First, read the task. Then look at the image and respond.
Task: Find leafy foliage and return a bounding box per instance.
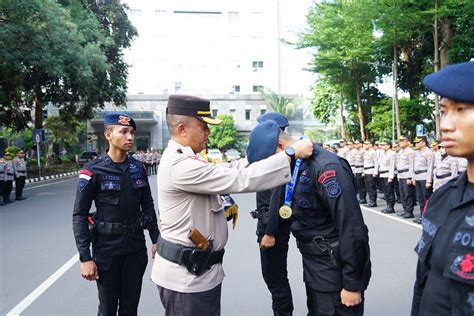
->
[260,87,296,116]
[0,0,136,130]
[208,115,239,151]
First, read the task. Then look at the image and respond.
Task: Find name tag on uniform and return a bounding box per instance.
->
[101,181,121,191]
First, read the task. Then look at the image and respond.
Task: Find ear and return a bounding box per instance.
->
[176,122,186,137]
[104,129,112,141]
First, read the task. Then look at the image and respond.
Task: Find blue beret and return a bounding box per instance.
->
[247,120,280,164]
[103,112,136,130]
[257,112,289,129]
[423,61,474,103]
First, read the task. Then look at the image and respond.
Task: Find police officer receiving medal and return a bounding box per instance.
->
[151,95,313,316]
[72,112,159,315]
[247,121,371,316]
[411,61,474,315]
[250,112,295,316]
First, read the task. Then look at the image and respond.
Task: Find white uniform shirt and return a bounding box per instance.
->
[151,140,291,293]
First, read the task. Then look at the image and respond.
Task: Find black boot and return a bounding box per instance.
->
[402,212,414,219]
[359,199,367,204]
[382,206,395,214]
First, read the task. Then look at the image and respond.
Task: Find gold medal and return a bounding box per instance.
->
[279,205,292,219]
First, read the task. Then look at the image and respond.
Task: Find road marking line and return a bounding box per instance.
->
[6,254,79,316]
[24,178,76,191]
[360,205,422,230]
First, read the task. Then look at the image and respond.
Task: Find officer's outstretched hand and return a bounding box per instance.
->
[291,139,314,159]
[80,260,99,281]
[151,243,157,259]
[260,234,275,249]
[340,289,362,307]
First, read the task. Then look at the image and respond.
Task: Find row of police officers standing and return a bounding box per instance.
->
[337,136,466,224]
[0,149,27,205]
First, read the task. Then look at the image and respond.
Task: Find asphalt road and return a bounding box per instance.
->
[0,175,422,315]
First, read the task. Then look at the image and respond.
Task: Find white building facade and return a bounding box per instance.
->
[90,0,316,151]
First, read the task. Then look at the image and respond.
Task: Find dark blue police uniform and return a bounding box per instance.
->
[251,115,294,316]
[290,145,371,316]
[411,61,474,315]
[72,112,159,316]
[412,174,474,315]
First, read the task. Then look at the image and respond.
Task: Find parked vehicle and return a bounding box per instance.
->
[225,149,240,162]
[207,149,223,163]
[78,151,99,166]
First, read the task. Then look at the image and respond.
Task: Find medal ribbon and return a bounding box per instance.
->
[283,158,303,207]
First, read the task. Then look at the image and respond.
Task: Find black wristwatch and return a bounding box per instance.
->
[285,146,296,163]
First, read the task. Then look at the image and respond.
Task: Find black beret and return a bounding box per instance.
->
[103,112,136,130]
[423,61,474,103]
[167,94,221,125]
[257,112,289,130]
[247,121,280,164]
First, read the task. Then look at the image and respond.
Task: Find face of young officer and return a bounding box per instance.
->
[399,140,408,149]
[440,97,474,160]
[105,125,134,152]
[182,118,210,154]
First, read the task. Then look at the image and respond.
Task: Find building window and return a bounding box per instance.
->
[128,9,142,17]
[245,109,251,121]
[228,11,239,22]
[252,61,264,69]
[212,109,218,117]
[252,85,263,93]
[232,85,240,93]
[260,109,266,115]
[230,108,236,119]
[155,10,167,16]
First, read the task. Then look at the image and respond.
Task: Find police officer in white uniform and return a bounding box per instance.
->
[151,95,313,316]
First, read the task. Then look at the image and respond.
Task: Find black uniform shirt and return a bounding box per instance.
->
[412,173,474,316]
[72,154,159,263]
[290,145,371,292]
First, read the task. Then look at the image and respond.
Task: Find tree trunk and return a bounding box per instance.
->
[433,0,440,139]
[34,91,43,129]
[355,80,366,141]
[440,20,452,68]
[393,43,401,139]
[339,78,346,139]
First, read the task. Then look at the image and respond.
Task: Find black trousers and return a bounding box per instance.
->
[3,180,13,202]
[364,174,377,203]
[96,250,148,316]
[355,174,366,201]
[15,176,26,199]
[393,176,401,201]
[415,180,433,217]
[157,283,221,316]
[399,179,415,215]
[258,220,293,316]
[305,285,364,316]
[380,177,394,208]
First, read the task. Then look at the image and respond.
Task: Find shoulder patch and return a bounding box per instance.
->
[318,170,336,184]
[79,169,93,181]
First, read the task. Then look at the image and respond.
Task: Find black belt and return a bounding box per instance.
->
[157,235,224,276]
[95,221,143,236]
[7,173,13,176]
[379,170,389,174]
[398,169,408,173]
[364,167,374,170]
[436,173,452,179]
[354,165,363,168]
[414,170,427,175]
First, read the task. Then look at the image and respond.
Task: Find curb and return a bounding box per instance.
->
[26,171,78,184]
[12,172,79,188]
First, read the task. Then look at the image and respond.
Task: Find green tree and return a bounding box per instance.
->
[298,1,378,140]
[43,115,83,154]
[260,87,296,116]
[0,0,136,131]
[208,115,238,151]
